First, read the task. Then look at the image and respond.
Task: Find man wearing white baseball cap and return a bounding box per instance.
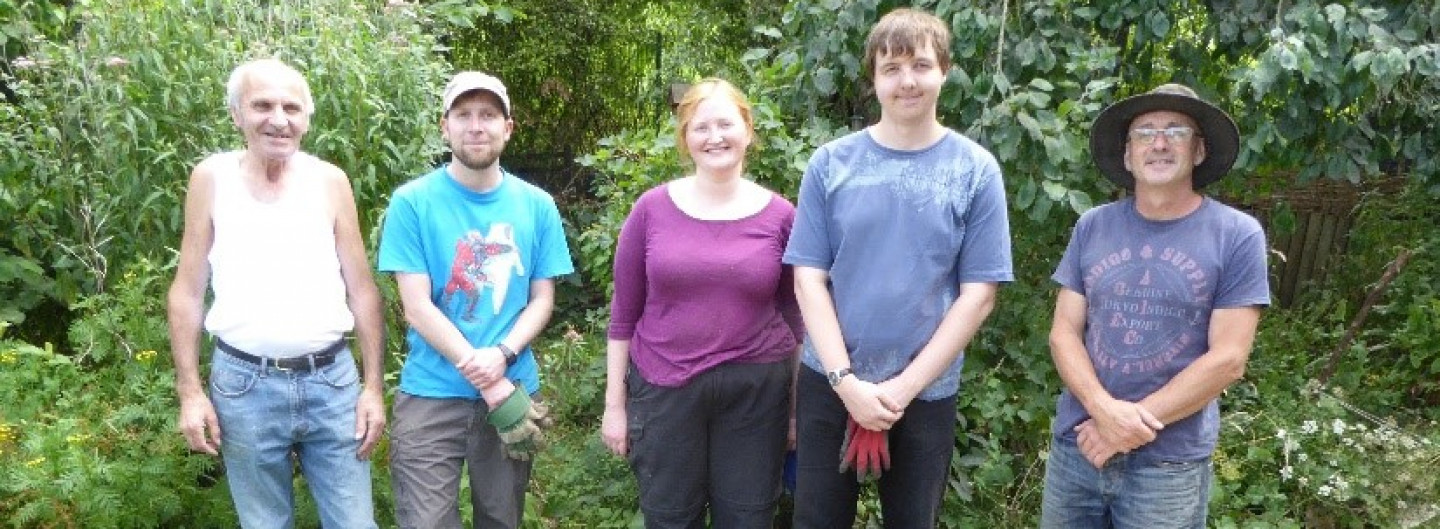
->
[378,71,574,528]
[1041,83,1271,528]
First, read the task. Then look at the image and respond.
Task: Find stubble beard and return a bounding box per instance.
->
[453,144,503,172]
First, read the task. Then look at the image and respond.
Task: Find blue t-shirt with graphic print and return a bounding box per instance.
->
[783,129,1014,401]
[1051,196,1269,462]
[378,165,574,399]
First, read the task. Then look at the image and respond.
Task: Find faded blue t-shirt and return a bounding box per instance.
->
[378,166,574,399]
[1051,197,1270,462]
[783,129,1014,401]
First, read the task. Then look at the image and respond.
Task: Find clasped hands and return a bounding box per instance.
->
[1074,399,1164,468]
[835,377,916,481]
[455,346,508,389]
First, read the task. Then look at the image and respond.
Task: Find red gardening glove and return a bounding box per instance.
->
[838,416,891,482]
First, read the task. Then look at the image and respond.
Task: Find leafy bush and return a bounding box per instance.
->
[0,0,458,316]
[0,257,235,527]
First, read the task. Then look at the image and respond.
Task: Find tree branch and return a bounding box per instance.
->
[1316,247,1413,386]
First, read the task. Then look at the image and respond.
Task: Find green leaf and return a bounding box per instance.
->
[1028,78,1054,92]
[1042,180,1067,200]
[1015,176,1037,210]
[1147,11,1170,38]
[1066,190,1094,214]
[1017,112,1042,139]
[992,72,1011,94]
[1324,4,1346,26]
[813,66,836,96]
[1278,46,1298,70]
[741,47,770,64]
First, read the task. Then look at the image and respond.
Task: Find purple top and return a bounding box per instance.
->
[608,184,804,387]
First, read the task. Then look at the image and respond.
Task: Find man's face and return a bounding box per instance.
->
[442,90,513,172]
[1123,110,1206,190]
[872,43,946,124]
[231,73,310,162]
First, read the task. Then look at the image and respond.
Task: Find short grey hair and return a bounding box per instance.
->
[225,58,315,115]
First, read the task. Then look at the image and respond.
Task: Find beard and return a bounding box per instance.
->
[451,142,503,171]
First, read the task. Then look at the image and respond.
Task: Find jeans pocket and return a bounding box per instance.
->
[211,359,260,398]
[315,354,359,388]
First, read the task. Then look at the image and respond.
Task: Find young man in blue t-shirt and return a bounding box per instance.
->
[1040,84,1270,528]
[782,9,1014,528]
[378,72,574,529]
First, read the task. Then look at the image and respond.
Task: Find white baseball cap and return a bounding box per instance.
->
[442,71,510,117]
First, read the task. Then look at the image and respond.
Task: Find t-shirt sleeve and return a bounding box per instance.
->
[377,191,426,274]
[1052,211,1091,294]
[956,161,1015,283]
[530,194,575,280]
[607,192,652,340]
[782,148,833,270]
[1214,217,1271,308]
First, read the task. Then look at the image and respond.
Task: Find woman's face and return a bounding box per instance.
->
[683,96,752,175]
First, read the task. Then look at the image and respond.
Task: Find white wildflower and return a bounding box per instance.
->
[1332,419,1346,435]
[1301,420,1319,434]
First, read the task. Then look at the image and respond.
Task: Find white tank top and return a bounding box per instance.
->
[203,152,354,357]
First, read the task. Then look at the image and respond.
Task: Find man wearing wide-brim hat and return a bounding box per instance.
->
[1040,83,1272,528]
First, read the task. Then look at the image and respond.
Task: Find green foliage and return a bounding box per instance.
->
[0,0,456,320]
[0,248,53,326]
[529,427,641,528]
[0,258,235,527]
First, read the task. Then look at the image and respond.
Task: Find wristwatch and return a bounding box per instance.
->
[497,343,519,366]
[826,367,853,387]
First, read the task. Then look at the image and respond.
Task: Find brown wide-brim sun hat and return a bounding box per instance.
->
[1090,83,1240,190]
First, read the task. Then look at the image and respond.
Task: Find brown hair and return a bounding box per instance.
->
[863,8,952,79]
[674,78,755,162]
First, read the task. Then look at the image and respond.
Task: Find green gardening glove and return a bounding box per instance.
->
[486,389,550,461]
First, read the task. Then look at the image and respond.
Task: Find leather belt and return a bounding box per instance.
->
[215,338,346,372]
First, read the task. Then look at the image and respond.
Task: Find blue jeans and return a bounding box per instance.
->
[210,347,377,529]
[1041,438,1211,529]
[792,369,957,529]
[626,361,791,529]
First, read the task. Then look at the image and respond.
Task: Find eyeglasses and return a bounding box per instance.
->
[1128,126,1196,145]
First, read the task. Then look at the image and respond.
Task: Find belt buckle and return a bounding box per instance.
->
[271,358,296,372]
